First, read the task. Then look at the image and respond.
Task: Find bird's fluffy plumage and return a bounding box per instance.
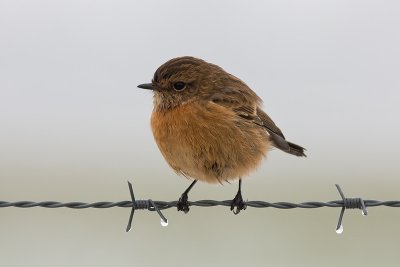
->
[148,56,305,183]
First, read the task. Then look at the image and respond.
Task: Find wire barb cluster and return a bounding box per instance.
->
[1,181,399,234]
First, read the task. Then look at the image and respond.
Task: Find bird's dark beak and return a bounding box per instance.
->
[137,83,154,90]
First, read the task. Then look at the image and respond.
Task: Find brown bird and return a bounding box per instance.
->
[138,56,306,214]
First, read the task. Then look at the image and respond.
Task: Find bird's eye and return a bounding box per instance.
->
[173,81,186,91]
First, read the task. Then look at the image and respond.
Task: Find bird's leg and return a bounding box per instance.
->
[177,180,198,213]
[230,179,247,214]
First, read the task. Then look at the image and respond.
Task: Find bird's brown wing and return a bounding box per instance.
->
[256,107,291,151]
[208,89,306,157]
[208,88,263,126]
[207,87,282,135]
[256,108,306,157]
[255,107,285,138]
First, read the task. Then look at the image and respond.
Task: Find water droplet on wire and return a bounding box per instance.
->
[161,218,169,227]
[335,224,343,234]
[362,210,367,216]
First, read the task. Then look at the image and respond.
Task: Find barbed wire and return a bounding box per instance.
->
[1,182,399,234]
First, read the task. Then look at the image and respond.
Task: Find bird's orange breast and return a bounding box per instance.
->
[151,101,270,183]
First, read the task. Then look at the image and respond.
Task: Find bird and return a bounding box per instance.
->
[137,56,306,214]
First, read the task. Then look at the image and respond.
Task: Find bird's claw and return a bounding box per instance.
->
[177,193,190,213]
[230,191,247,215]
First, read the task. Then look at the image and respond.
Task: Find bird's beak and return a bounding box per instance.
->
[137,83,154,90]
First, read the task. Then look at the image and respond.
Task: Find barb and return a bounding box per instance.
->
[125,181,168,232]
[0,182,399,234]
[334,184,368,234]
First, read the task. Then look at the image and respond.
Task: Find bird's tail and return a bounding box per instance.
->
[286,141,307,157]
[268,131,307,157]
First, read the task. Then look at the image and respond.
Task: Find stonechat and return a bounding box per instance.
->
[138,56,306,214]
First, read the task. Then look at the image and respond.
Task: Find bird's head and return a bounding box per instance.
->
[138,56,231,111]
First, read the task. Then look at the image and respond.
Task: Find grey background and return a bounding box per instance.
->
[1,0,399,266]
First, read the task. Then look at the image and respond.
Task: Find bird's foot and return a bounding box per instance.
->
[177,193,190,213]
[230,191,247,215]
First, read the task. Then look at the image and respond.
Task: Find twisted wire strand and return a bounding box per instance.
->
[1,199,399,209]
[1,182,399,233]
